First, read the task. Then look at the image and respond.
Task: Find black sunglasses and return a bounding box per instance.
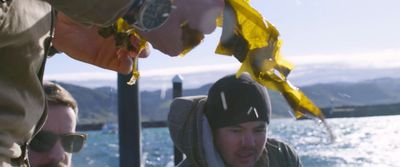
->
[29,131,87,153]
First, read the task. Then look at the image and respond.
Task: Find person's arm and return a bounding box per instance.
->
[52,12,146,74]
[47,0,224,67]
[42,0,135,27]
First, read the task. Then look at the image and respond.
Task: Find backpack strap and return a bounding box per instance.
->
[37,8,56,83]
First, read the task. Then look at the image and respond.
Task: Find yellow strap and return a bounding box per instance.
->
[115,19,147,84]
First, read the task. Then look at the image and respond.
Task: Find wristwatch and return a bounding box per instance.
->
[123,0,172,32]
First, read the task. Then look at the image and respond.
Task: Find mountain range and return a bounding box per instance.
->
[55,77,400,124]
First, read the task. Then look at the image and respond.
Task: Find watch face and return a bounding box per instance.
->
[139,0,172,31]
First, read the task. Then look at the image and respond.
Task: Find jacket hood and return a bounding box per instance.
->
[168,96,271,167]
[168,96,209,167]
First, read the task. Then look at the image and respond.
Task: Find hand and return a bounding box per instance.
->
[140,0,224,56]
[52,12,148,74]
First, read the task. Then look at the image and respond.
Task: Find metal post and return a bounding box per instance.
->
[173,75,183,98]
[118,73,141,167]
[172,75,184,165]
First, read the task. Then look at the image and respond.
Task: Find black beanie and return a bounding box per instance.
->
[205,73,271,129]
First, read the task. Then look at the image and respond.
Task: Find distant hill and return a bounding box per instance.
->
[55,77,400,124]
[56,82,118,124]
[301,77,400,107]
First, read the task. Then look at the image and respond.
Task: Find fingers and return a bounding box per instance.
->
[128,35,150,58]
[138,44,150,58]
[93,38,132,74]
[110,36,148,74]
[118,44,149,59]
[117,48,134,58]
[115,48,134,74]
[116,54,133,74]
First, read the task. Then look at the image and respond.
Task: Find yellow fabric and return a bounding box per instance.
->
[127,57,140,85]
[115,18,148,52]
[115,19,147,85]
[215,0,323,119]
[178,21,205,57]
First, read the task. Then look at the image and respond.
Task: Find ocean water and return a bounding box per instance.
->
[73,115,400,167]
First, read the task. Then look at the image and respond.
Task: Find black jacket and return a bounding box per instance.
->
[263,138,303,167]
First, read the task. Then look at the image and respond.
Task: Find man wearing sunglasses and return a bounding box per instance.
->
[28,82,87,167]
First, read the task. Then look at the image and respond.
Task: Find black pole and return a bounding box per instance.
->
[172,75,184,165]
[118,73,141,167]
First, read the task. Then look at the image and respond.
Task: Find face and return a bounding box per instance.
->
[214,121,267,167]
[29,104,77,167]
[141,0,224,56]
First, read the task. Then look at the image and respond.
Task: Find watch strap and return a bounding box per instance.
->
[123,0,144,25]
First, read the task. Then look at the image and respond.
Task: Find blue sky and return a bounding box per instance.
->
[44,0,400,89]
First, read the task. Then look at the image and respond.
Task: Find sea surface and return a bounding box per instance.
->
[73,115,400,167]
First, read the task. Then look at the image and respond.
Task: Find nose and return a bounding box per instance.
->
[48,141,67,163]
[241,133,256,147]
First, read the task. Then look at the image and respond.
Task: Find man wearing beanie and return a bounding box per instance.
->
[168,73,302,167]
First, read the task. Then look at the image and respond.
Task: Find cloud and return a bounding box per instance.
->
[44,63,241,89]
[44,49,400,89]
[44,63,240,81]
[288,49,400,70]
[141,63,240,77]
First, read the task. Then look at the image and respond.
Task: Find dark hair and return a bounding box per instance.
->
[43,81,78,114]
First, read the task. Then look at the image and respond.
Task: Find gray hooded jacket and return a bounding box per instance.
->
[0,0,132,165]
